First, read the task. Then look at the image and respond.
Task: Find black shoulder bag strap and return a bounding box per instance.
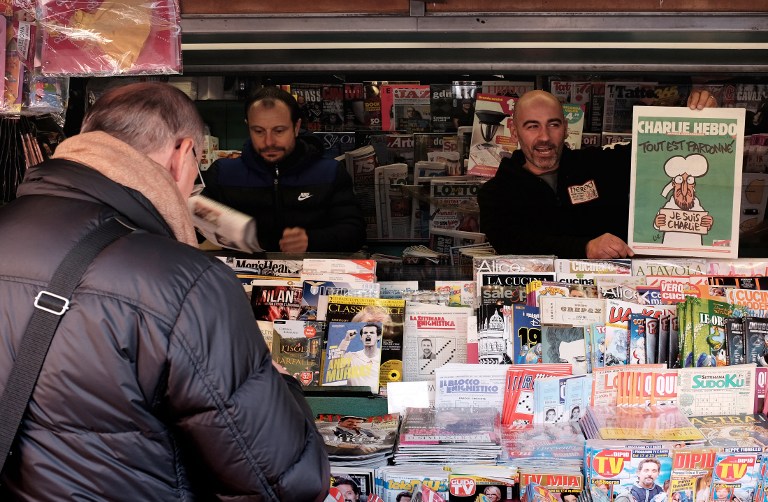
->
[0,217,133,474]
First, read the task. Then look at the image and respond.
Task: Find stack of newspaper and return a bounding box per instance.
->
[499,422,585,463]
[580,404,705,443]
[393,407,502,465]
[315,413,400,468]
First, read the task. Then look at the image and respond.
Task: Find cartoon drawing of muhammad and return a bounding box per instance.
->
[653,154,714,246]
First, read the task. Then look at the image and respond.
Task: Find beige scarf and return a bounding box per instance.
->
[52,131,198,247]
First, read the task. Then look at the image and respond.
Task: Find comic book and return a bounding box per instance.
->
[659,314,672,365]
[324,295,406,394]
[271,319,325,387]
[744,317,768,367]
[628,314,649,364]
[724,317,746,365]
[512,304,542,365]
[689,298,743,368]
[540,325,588,375]
[668,311,681,369]
[586,323,607,370]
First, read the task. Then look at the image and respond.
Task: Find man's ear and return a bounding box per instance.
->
[509,122,520,147]
[294,118,302,136]
[169,138,194,183]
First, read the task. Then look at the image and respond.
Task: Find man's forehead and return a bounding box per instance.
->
[517,95,563,116]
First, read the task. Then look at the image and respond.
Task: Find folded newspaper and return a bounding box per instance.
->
[188,195,263,253]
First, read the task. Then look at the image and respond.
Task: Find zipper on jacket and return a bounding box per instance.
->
[273,166,284,227]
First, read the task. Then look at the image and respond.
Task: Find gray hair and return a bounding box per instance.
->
[81,82,205,155]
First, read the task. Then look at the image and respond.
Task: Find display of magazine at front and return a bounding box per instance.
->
[4,10,768,497]
[213,255,768,502]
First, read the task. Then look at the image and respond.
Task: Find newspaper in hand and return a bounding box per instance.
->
[188,194,263,253]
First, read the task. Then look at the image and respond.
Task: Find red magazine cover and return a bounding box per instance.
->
[39,0,182,76]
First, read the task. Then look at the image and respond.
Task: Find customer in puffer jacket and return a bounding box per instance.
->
[0,82,329,501]
[202,86,366,253]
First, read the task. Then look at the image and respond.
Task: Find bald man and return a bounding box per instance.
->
[478,89,717,258]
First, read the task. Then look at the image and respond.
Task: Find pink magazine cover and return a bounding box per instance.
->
[39,0,182,76]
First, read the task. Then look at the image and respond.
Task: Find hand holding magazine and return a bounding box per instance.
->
[188,195,263,253]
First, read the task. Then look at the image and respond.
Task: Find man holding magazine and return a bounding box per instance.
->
[478,89,718,259]
[0,82,329,501]
[202,86,366,253]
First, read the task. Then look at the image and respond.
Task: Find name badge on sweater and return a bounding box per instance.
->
[568,180,599,204]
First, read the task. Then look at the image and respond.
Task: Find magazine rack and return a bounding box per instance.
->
[304,387,388,417]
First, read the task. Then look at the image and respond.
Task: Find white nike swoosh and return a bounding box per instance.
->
[298,194,313,201]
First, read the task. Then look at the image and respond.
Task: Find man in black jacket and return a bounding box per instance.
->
[202,86,366,253]
[478,89,718,258]
[0,82,329,500]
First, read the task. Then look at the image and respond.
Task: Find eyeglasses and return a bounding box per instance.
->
[190,146,206,197]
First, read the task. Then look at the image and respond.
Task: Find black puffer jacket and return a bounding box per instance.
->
[202,134,366,252]
[0,160,329,500]
[478,144,632,258]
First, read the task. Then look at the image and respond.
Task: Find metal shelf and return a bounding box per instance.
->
[180,12,768,75]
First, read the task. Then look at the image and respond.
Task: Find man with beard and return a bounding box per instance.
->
[653,153,713,246]
[629,458,665,502]
[202,86,366,252]
[478,89,717,258]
